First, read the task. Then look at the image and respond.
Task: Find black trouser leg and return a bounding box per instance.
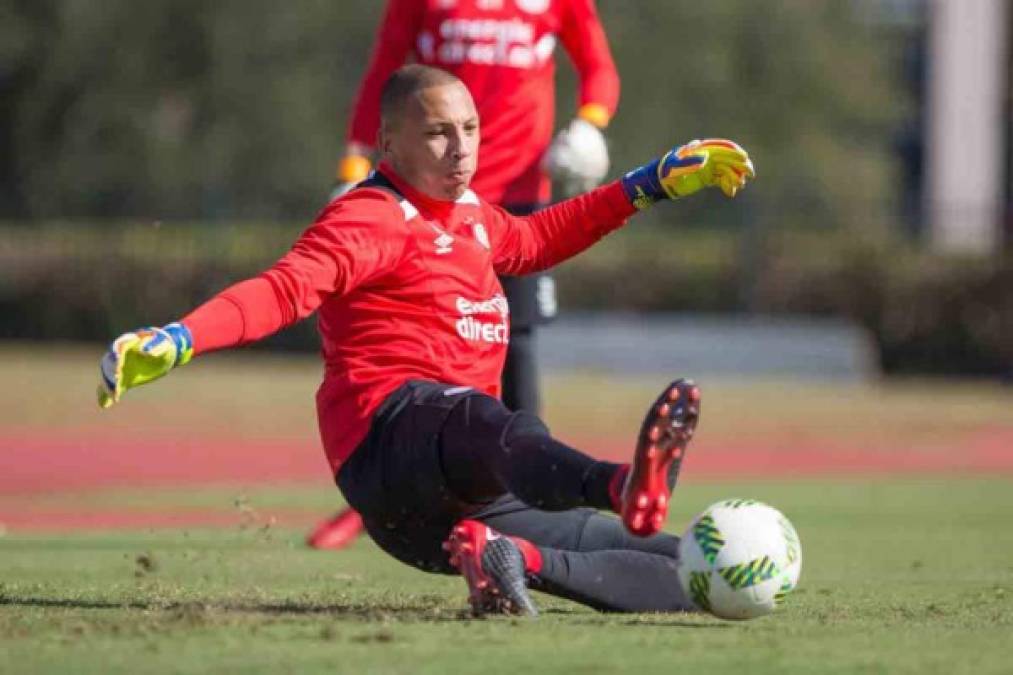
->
[532,547,692,612]
[438,394,620,512]
[498,265,551,416]
[475,496,678,556]
[501,326,540,414]
[474,496,694,613]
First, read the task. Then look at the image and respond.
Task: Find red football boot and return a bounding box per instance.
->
[443,520,540,617]
[619,379,701,537]
[306,508,365,550]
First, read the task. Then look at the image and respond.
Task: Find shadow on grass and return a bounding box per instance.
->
[1,594,726,627]
[540,607,731,629]
[0,594,471,622]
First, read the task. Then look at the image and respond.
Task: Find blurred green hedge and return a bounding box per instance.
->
[1,222,1008,375]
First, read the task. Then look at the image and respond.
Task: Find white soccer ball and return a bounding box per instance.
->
[677,499,802,620]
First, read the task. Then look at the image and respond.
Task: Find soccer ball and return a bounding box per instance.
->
[677,499,802,620]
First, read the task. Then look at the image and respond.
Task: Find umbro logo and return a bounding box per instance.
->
[425,221,455,254]
[434,232,454,255]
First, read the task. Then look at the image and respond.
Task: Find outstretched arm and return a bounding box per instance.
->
[333,0,424,196]
[490,138,755,276]
[97,191,406,408]
[559,0,620,126]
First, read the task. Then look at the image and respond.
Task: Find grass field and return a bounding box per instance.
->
[1,346,1012,674]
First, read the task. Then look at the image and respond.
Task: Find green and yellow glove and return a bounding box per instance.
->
[622,139,755,209]
[97,322,193,409]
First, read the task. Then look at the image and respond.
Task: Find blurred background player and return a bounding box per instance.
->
[308,0,620,549]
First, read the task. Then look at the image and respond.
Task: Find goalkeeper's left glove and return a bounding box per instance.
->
[621,139,755,210]
[97,322,193,409]
[543,104,611,196]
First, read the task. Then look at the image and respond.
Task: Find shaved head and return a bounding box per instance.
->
[380,65,463,131]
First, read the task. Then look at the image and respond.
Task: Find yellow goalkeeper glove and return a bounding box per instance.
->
[621,139,755,210]
[97,322,193,409]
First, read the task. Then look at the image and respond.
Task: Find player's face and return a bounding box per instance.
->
[382,82,479,200]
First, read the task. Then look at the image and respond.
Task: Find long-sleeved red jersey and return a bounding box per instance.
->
[182,165,635,472]
[347,0,619,206]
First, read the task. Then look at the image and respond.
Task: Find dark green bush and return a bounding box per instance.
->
[1,222,1008,375]
[750,233,1010,375]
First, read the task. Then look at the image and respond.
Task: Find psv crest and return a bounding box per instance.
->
[472,221,490,249]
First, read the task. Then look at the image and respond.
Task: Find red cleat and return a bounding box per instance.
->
[306,508,365,550]
[443,520,538,617]
[620,379,701,537]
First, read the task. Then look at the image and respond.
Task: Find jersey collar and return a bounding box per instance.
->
[378,162,478,219]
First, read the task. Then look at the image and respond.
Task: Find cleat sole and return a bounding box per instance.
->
[444,521,537,617]
[620,379,701,537]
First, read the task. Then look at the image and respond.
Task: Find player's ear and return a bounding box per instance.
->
[377,124,392,156]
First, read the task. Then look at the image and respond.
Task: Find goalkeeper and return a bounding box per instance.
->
[99,66,754,616]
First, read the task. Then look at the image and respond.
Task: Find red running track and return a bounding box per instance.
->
[1,428,1010,531]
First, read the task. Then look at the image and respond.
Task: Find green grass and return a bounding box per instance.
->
[1,346,1012,673]
[2,479,1012,674]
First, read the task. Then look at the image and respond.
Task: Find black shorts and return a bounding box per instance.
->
[336,380,483,572]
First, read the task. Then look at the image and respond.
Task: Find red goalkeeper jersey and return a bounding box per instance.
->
[182,165,635,472]
[347,0,619,206]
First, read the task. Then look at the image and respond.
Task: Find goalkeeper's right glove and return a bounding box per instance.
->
[330,147,373,201]
[97,322,193,409]
[621,139,755,210]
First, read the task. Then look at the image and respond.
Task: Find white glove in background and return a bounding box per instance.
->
[543,118,610,196]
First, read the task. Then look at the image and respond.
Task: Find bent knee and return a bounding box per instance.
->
[500,410,550,452]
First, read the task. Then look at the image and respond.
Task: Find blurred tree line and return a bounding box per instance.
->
[10,1,1004,376]
[1,0,910,232]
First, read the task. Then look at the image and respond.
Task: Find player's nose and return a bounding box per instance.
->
[449,128,473,159]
